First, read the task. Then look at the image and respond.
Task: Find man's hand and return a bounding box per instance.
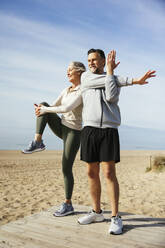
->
[133,70,156,85]
[106,50,120,75]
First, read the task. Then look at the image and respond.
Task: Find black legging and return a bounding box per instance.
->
[36,102,81,200]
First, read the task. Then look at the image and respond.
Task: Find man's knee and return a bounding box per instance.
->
[87,170,95,179]
[87,168,99,179]
[104,170,116,180]
[87,162,99,179]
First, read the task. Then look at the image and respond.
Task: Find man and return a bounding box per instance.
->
[78,49,156,234]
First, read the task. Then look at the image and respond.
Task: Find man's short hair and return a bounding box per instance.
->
[87,48,105,59]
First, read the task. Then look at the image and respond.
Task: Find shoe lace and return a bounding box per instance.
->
[88,209,100,216]
[89,210,94,215]
[28,141,35,149]
[59,203,67,211]
[112,216,120,225]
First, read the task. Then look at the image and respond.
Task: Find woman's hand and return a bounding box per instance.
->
[34,104,43,117]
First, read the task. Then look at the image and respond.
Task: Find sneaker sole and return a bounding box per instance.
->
[53,210,74,217]
[109,228,123,235]
[22,147,46,154]
[78,217,105,225]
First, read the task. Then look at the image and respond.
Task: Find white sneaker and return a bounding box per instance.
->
[109,215,123,235]
[78,210,104,225]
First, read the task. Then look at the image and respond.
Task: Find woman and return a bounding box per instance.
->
[22,61,86,216]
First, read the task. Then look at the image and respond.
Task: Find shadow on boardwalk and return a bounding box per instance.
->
[75,209,165,234]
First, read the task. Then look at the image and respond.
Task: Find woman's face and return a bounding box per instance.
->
[67,65,81,84]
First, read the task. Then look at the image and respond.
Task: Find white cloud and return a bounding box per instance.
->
[0,13,88,96]
[0,12,93,53]
[135,0,165,34]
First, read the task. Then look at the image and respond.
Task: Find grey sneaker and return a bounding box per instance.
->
[53,203,74,217]
[22,140,45,154]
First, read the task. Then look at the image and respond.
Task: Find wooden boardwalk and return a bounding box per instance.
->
[0,205,165,248]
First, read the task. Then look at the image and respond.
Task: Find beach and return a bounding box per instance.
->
[0,150,165,226]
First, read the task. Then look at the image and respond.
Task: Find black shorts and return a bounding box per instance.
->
[80,126,120,163]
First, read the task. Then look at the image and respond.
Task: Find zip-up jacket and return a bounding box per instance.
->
[81,71,133,129]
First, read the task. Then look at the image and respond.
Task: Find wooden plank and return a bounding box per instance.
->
[0,205,165,248]
[1,208,164,248]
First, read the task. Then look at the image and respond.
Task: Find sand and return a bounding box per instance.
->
[0,150,165,226]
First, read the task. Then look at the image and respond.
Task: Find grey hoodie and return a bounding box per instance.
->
[81,71,133,129]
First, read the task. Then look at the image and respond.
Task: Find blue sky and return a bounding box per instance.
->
[0,0,165,149]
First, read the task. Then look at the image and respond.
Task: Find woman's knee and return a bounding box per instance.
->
[62,162,73,176]
[40,102,49,107]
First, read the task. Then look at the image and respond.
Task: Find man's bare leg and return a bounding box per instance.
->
[87,162,101,213]
[101,161,119,216]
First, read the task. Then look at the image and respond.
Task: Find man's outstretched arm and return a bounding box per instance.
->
[106,50,156,87]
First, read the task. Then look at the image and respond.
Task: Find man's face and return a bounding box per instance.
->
[88,52,105,74]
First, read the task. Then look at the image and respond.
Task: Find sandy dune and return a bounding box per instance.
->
[0,150,165,226]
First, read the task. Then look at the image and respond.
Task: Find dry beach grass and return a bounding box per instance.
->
[0,150,165,226]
